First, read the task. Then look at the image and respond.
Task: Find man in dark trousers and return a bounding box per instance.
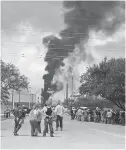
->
[42,100,54,137]
[55,100,65,131]
[70,107,74,120]
[42,104,49,133]
[6,107,10,118]
[13,104,26,136]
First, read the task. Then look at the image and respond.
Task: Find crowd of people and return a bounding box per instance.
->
[5,100,125,137]
[4,107,11,118]
[12,99,65,137]
[70,107,125,126]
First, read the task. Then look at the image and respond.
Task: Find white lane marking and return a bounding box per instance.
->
[88,127,125,138]
[74,120,125,138]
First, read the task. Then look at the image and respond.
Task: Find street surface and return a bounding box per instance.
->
[1,115,125,149]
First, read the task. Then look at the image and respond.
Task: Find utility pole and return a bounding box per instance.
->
[31,94,34,107]
[66,83,68,100]
[72,73,73,100]
[19,90,21,104]
[28,87,32,108]
[66,83,68,106]
[29,94,30,108]
[41,88,43,105]
[12,90,14,109]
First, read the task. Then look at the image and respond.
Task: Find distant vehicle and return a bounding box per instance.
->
[103,108,112,111]
[87,107,97,110]
[79,107,87,110]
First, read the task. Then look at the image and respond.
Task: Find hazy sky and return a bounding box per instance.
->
[1,1,125,94]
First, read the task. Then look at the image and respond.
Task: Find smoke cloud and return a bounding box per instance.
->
[42,1,125,100]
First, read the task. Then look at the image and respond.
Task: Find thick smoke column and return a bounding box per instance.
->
[42,1,125,101]
[61,1,124,39]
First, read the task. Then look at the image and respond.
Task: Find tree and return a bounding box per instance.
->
[79,58,125,110]
[1,87,10,103]
[1,60,29,101]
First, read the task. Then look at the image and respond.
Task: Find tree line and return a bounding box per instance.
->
[79,57,125,111]
[1,60,29,103]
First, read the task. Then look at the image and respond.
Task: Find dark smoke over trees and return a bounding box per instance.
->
[42,1,125,102]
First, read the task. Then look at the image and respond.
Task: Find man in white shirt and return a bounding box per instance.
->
[106,110,112,124]
[77,108,83,121]
[55,100,65,131]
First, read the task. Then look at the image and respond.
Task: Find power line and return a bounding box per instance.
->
[66,18,99,20]
[2,41,41,45]
[1,54,67,59]
[1,35,118,40]
[2,41,124,50]
[2,46,123,57]
[2,27,123,35]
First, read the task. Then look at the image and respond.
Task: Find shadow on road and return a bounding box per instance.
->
[18,135,30,136]
[62,129,68,131]
[18,135,62,138]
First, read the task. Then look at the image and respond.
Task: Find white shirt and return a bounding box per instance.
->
[107,111,112,118]
[29,109,39,121]
[42,106,47,117]
[55,105,65,117]
[77,109,83,115]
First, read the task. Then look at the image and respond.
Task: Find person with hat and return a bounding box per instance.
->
[42,98,54,137]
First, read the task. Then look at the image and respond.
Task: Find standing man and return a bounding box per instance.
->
[6,107,10,118]
[13,104,26,136]
[72,108,76,120]
[42,100,54,137]
[42,103,49,133]
[29,105,39,136]
[55,100,65,131]
[36,105,42,133]
[77,108,83,121]
[106,110,112,124]
[70,107,74,120]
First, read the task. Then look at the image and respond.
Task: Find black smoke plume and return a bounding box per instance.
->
[42,1,125,101]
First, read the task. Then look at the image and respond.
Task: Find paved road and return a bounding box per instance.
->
[1,115,125,149]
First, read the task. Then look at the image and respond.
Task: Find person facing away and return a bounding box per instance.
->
[36,105,42,133]
[106,110,112,124]
[42,100,54,137]
[42,103,49,133]
[77,108,83,121]
[29,104,40,136]
[55,100,65,131]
